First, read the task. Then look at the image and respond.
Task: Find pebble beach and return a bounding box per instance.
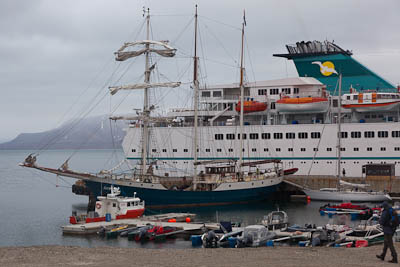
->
[1,244,399,267]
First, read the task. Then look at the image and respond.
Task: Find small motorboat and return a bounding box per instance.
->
[283,168,298,175]
[236,225,276,247]
[69,186,145,224]
[319,203,380,220]
[134,225,178,242]
[261,210,289,230]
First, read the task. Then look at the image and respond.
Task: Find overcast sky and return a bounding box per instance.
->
[1,0,400,142]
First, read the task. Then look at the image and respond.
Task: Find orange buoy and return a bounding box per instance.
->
[168,218,176,223]
[185,217,191,223]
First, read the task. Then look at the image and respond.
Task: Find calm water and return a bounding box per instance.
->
[0,150,359,248]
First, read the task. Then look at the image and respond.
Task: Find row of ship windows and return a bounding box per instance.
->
[214,131,400,140]
[132,147,400,153]
[298,161,400,165]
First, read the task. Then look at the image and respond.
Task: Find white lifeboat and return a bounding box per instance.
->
[342,91,400,112]
[69,186,145,224]
[276,96,329,114]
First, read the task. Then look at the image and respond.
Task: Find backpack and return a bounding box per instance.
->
[389,208,400,229]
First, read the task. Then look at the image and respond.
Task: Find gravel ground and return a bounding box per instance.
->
[0,244,399,267]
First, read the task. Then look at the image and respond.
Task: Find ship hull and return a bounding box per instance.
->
[303,188,391,202]
[84,180,281,208]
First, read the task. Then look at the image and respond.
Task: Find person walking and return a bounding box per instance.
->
[376,201,398,263]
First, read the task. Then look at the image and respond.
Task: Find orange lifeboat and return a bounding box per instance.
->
[235,101,268,113]
[276,97,329,113]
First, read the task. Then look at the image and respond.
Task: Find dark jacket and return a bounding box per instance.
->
[380,202,396,235]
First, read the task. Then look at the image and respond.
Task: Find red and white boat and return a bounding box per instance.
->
[69,186,145,224]
[276,96,329,113]
[235,101,267,113]
[342,91,400,112]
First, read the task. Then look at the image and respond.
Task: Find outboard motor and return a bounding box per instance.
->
[202,231,218,248]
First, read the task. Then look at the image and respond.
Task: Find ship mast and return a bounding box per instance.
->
[142,8,151,175]
[239,10,246,172]
[337,73,342,185]
[193,5,199,190]
[108,8,181,178]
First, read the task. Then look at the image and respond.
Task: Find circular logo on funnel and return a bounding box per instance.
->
[311,61,338,76]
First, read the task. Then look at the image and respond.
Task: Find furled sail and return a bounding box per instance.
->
[115,40,177,61]
[109,82,181,95]
[339,180,370,188]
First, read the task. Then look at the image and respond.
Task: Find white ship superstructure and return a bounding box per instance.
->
[122,75,400,177]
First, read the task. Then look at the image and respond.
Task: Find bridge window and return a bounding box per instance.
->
[364,131,375,138]
[173,149,177,152]
[250,133,259,139]
[264,148,269,152]
[276,148,281,152]
[201,91,210,97]
[213,91,222,97]
[338,132,348,138]
[395,147,400,151]
[183,149,188,152]
[205,149,210,152]
[288,148,293,152]
[294,88,299,94]
[270,88,279,95]
[274,133,283,139]
[258,89,267,95]
[300,148,306,152]
[313,148,318,151]
[298,132,308,139]
[226,133,235,140]
[327,147,332,152]
[238,133,247,140]
[162,149,167,152]
[378,131,388,138]
[286,132,295,139]
[381,147,386,151]
[262,133,271,139]
[152,149,157,152]
[215,134,224,140]
[270,102,276,109]
[392,131,400,138]
[351,131,361,138]
[217,149,222,152]
[132,149,136,152]
[367,147,372,151]
[340,147,345,151]
[252,148,257,152]
[228,148,233,152]
[354,147,359,151]
[311,132,321,139]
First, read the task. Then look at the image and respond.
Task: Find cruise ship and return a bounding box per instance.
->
[122,40,400,177]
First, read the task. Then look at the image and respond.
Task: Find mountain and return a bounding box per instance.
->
[0,116,126,150]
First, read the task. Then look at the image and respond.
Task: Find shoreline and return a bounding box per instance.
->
[1,244,398,267]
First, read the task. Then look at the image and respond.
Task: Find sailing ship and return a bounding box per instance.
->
[21,7,284,208]
[301,74,391,202]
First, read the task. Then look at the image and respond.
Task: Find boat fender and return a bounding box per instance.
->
[144,178,151,183]
[96,203,101,209]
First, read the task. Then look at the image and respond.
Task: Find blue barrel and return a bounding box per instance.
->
[320,210,325,216]
[105,213,112,222]
[190,235,202,247]
[351,213,358,221]
[266,240,274,247]
[228,237,237,248]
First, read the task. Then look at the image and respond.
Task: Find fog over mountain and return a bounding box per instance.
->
[0,116,125,150]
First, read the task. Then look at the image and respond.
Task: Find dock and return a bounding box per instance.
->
[62,213,219,235]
